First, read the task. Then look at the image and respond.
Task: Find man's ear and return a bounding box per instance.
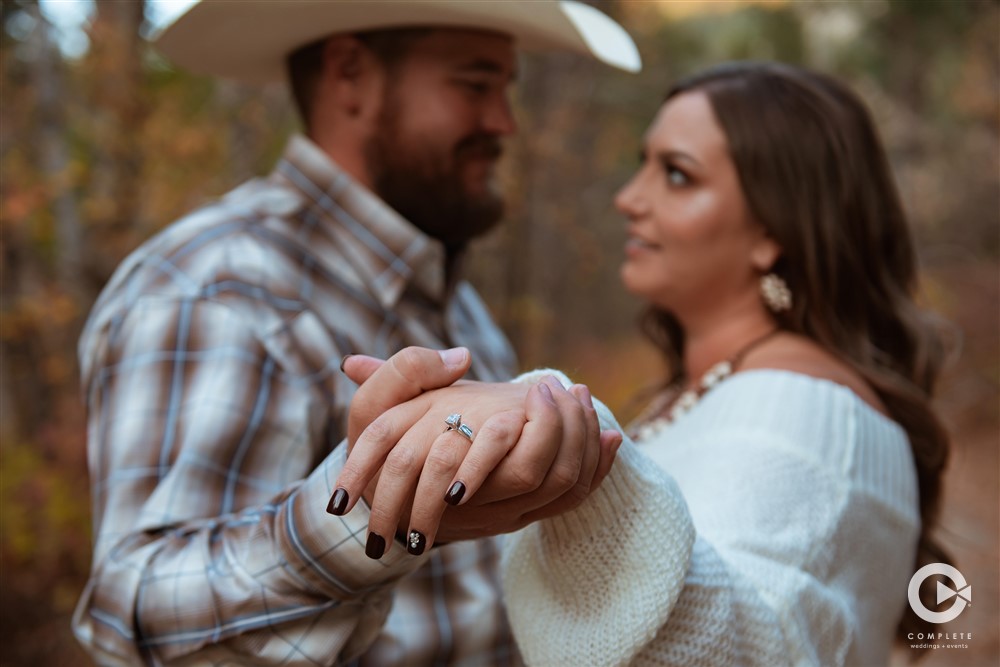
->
[317,35,382,119]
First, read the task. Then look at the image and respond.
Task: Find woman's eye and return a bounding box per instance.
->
[666,166,689,186]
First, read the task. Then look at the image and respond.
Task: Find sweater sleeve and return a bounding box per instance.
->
[501,369,875,667]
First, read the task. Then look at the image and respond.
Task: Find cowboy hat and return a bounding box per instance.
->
[153,0,642,83]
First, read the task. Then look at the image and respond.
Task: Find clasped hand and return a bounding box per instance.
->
[328,347,622,557]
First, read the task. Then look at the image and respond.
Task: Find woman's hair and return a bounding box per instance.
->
[641,61,951,647]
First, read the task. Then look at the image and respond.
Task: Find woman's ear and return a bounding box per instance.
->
[750,234,783,273]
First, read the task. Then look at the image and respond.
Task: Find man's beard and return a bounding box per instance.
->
[365,102,505,254]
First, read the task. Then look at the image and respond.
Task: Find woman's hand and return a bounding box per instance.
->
[329,347,622,558]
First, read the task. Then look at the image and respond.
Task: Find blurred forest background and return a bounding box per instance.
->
[1,0,997,665]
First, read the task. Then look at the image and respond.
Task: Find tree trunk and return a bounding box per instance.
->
[27,1,84,298]
[84,0,147,292]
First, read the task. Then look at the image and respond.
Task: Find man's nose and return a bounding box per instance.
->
[482,95,517,136]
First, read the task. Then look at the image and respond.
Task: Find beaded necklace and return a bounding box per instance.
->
[630,328,780,442]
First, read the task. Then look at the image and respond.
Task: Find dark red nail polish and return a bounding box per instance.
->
[326,487,349,515]
[365,532,386,559]
[444,481,466,506]
[407,530,426,556]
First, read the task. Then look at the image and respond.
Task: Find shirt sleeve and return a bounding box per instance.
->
[502,369,890,667]
[72,296,429,666]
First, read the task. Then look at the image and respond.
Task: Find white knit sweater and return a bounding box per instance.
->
[503,369,920,667]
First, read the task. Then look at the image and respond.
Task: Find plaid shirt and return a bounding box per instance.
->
[73,136,521,666]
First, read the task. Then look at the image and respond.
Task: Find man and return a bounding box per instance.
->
[73,2,639,665]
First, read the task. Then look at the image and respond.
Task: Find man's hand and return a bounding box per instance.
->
[329,347,622,557]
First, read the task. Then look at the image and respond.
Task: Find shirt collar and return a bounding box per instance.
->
[274,135,448,309]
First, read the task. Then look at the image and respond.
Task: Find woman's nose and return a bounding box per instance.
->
[614,173,645,218]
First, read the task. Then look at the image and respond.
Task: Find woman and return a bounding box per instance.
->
[334,61,950,665]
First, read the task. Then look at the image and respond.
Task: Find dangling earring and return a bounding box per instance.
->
[760,273,792,313]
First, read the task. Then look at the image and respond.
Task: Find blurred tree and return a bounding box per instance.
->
[81,0,147,288]
[30,0,83,296]
[2,4,95,662]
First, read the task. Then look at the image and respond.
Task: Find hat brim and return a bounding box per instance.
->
[153,0,641,83]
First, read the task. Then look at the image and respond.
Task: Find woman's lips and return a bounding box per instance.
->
[625,235,659,257]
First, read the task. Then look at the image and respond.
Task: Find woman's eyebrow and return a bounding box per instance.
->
[657,149,702,169]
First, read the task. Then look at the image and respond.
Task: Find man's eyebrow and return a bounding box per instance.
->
[455,59,518,81]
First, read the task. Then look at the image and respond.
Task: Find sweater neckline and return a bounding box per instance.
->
[701,367,905,433]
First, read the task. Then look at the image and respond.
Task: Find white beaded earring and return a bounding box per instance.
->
[760,273,792,313]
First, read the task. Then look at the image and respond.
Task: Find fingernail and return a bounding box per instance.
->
[407,530,427,555]
[326,487,349,515]
[365,532,386,559]
[576,384,593,406]
[538,382,554,403]
[542,375,564,390]
[438,347,468,369]
[339,354,354,373]
[445,481,466,505]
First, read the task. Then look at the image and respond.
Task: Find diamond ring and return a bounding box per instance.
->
[444,413,474,442]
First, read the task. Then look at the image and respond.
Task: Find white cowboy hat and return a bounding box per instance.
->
[153,0,642,83]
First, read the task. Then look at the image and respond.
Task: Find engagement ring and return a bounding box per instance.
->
[444,413,474,442]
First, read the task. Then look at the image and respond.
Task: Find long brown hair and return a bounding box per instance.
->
[641,61,951,647]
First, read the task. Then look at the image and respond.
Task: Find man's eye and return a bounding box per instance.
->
[460,81,491,95]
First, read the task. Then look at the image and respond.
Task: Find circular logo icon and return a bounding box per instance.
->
[908,563,972,624]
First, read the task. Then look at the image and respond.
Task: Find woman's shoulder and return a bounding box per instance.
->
[682,332,910,458]
[739,331,889,417]
[679,367,911,494]
[704,368,899,436]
